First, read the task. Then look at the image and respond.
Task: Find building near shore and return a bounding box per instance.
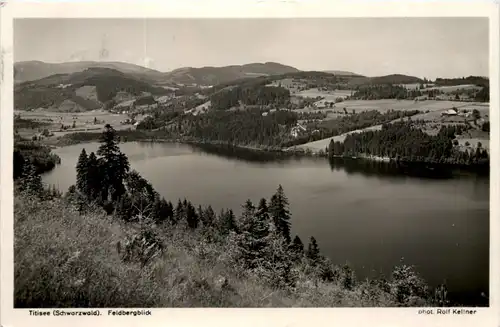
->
[442,109,458,116]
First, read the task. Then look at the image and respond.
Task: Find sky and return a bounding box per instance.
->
[14,18,489,79]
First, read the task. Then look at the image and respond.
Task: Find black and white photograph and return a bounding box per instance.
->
[1,2,499,326]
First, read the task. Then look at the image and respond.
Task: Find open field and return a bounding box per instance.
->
[290,100,489,152]
[186,101,211,115]
[295,88,353,100]
[421,84,482,93]
[15,109,131,139]
[327,99,487,112]
[294,99,471,114]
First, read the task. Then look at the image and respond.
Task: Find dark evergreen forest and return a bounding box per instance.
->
[327,121,489,168]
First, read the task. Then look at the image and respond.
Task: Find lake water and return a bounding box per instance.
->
[42,141,490,306]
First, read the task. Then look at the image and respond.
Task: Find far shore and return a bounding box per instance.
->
[41,133,489,173]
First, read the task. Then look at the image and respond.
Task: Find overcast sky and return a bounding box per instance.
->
[14,18,488,79]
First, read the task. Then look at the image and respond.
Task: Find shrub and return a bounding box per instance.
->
[389,264,429,306]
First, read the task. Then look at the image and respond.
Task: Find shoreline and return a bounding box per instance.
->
[44,133,488,171]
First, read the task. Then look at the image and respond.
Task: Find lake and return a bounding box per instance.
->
[42,141,490,306]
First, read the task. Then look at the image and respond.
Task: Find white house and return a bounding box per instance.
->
[442,109,458,116]
[290,123,307,138]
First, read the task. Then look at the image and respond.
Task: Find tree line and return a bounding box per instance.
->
[351,85,422,100]
[14,137,61,178]
[141,109,300,148]
[285,109,420,147]
[434,76,489,87]
[327,121,489,167]
[210,85,291,110]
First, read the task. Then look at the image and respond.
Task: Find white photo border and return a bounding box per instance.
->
[1,1,499,327]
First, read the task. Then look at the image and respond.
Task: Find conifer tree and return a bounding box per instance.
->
[76,148,89,195]
[256,198,270,225]
[341,263,356,290]
[259,223,296,288]
[115,194,133,221]
[125,170,158,206]
[86,152,100,200]
[197,205,205,224]
[186,201,199,229]
[174,199,184,223]
[97,124,130,201]
[306,236,320,264]
[291,235,304,255]
[202,205,216,227]
[235,199,272,269]
[13,149,25,180]
[152,197,173,224]
[219,209,238,236]
[20,162,44,196]
[269,184,292,243]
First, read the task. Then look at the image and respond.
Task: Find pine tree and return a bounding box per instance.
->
[197,205,205,224]
[174,199,184,223]
[186,201,199,229]
[259,224,296,288]
[152,197,173,224]
[235,199,272,269]
[97,124,130,201]
[125,170,158,205]
[202,205,216,227]
[76,148,89,195]
[269,184,292,243]
[341,263,356,290]
[219,209,238,236]
[20,162,44,196]
[291,235,304,255]
[13,150,25,180]
[256,198,270,225]
[86,152,100,200]
[115,194,133,221]
[306,236,320,264]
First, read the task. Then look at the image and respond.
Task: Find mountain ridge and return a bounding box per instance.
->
[14,61,302,85]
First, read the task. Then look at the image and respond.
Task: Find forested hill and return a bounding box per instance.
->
[164,62,300,85]
[14,67,171,111]
[14,60,168,84]
[15,61,300,86]
[327,121,489,168]
[434,76,489,87]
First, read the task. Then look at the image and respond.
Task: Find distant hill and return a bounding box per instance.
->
[323,70,364,77]
[15,61,301,86]
[14,61,168,84]
[347,74,424,86]
[14,67,171,111]
[163,62,300,85]
[434,76,489,87]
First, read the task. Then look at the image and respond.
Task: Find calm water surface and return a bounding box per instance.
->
[43,142,490,306]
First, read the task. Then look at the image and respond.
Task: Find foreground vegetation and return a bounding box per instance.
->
[15,125,456,307]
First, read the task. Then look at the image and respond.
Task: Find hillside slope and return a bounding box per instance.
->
[14,60,168,84]
[164,62,300,85]
[14,67,171,111]
[323,70,364,77]
[348,74,424,86]
[15,192,434,308]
